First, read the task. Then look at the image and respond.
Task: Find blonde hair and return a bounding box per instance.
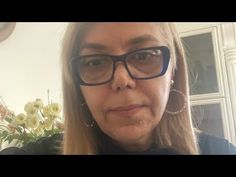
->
[61,23,199,154]
[154,24,199,154]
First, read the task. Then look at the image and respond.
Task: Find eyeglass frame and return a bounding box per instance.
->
[70,46,170,86]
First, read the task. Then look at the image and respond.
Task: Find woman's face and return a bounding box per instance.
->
[79,23,173,151]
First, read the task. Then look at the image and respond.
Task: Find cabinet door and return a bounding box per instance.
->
[178,24,235,144]
[182,32,219,95]
[191,103,224,138]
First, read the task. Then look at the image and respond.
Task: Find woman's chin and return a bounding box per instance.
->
[112,125,149,144]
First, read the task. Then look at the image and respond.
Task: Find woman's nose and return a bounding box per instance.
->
[111,63,136,91]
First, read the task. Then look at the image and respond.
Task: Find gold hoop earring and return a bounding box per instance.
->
[81,102,95,128]
[170,79,174,86]
[165,89,187,115]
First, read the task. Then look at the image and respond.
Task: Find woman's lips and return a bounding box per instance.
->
[108,104,145,117]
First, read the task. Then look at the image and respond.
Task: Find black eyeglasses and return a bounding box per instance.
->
[70,46,170,86]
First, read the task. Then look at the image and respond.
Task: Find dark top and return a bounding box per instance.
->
[1,132,236,155]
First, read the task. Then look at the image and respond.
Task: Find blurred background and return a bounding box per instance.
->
[0,22,235,145]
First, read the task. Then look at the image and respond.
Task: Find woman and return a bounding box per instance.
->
[62,22,197,155]
[61,22,236,155]
[1,22,236,154]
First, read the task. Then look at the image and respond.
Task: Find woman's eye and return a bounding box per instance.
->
[88,59,102,66]
[135,51,156,61]
[83,58,107,67]
[134,53,150,60]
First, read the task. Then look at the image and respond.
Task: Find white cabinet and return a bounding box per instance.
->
[176,23,236,145]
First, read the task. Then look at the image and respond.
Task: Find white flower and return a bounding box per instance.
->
[24,102,37,116]
[32,99,43,110]
[11,113,26,126]
[33,123,44,136]
[43,118,53,131]
[26,115,40,129]
[43,103,62,118]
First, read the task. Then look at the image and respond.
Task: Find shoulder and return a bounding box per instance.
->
[197,132,236,155]
[0,133,63,155]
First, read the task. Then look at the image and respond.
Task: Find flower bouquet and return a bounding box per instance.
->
[0,97,63,148]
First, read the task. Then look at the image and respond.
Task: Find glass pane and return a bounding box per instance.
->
[182,33,219,95]
[191,103,224,138]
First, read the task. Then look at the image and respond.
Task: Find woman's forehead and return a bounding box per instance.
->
[79,23,169,51]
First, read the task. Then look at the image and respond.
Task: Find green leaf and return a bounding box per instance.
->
[2,137,7,142]
[5,117,13,123]
[7,136,14,144]
[1,131,9,139]
[15,126,23,134]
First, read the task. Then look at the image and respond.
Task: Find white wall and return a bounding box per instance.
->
[0,22,68,114]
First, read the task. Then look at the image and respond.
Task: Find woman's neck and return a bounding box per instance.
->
[97,127,155,154]
[111,134,154,152]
